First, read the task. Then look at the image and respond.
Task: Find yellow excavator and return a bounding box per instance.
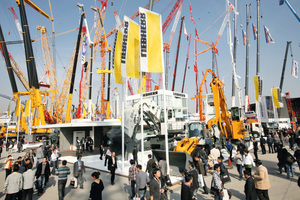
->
[174,69,248,153]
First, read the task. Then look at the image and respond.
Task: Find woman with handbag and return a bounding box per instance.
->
[211,164,224,200]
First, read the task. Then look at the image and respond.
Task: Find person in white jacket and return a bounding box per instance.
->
[243,150,255,175]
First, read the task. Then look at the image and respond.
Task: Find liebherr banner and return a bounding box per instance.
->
[139,7,164,73]
[113,30,123,84]
[121,16,140,79]
[272,87,283,108]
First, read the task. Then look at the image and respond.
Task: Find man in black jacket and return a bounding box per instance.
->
[260,136,266,154]
[188,161,199,199]
[133,145,138,164]
[244,170,257,200]
[217,157,231,185]
[193,155,209,194]
[181,174,194,200]
[146,154,155,177]
[108,152,117,184]
[35,157,51,196]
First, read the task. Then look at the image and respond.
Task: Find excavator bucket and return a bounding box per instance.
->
[152,149,192,177]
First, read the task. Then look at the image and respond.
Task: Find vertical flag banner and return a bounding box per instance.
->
[292,59,298,78]
[254,76,259,102]
[264,25,275,43]
[272,87,283,108]
[139,8,164,73]
[252,23,257,40]
[15,99,21,117]
[242,30,246,45]
[25,99,30,117]
[113,30,123,84]
[189,1,196,24]
[121,16,140,78]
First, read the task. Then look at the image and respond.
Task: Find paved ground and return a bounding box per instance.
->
[1,147,300,200]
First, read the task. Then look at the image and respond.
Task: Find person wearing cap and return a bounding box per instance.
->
[73,155,86,189]
[252,160,270,200]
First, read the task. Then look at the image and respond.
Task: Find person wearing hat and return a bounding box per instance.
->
[73,155,86,189]
[252,160,270,200]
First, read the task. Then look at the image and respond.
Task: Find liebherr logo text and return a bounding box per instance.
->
[121,21,129,64]
[140,13,147,57]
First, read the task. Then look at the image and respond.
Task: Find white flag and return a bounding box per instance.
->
[292,59,298,78]
[227,0,239,15]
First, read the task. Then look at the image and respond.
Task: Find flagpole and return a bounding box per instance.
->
[121,78,125,170]
[140,72,144,156]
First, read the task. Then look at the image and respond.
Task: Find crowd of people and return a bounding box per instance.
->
[1,128,300,200]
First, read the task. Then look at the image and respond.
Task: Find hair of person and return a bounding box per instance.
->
[8,155,12,158]
[214,164,220,170]
[13,164,19,172]
[212,144,216,148]
[243,170,251,176]
[179,168,187,175]
[130,159,135,165]
[244,150,249,154]
[217,156,223,161]
[27,163,33,169]
[18,156,22,160]
[62,160,67,166]
[91,171,101,179]
[77,155,82,160]
[185,173,193,182]
[148,154,152,158]
[152,162,157,169]
[153,169,159,176]
[137,164,142,170]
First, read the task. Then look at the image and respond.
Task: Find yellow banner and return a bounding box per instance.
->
[272,88,281,108]
[139,8,164,73]
[15,99,21,117]
[25,99,30,117]
[92,104,95,117]
[125,17,139,78]
[113,30,123,84]
[254,76,259,102]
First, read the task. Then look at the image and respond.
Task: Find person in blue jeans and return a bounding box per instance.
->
[35,157,51,196]
[235,150,243,180]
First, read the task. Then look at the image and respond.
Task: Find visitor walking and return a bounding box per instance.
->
[211,164,224,200]
[22,163,35,200]
[4,155,13,179]
[244,170,257,200]
[108,152,117,185]
[56,160,71,200]
[128,159,137,198]
[89,171,104,200]
[35,157,51,196]
[73,155,86,189]
[3,164,23,200]
[235,150,243,180]
[135,164,149,200]
[243,150,255,175]
[252,160,271,200]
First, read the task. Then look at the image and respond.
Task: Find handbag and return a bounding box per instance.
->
[287,154,296,164]
[198,174,204,188]
[132,196,140,200]
[210,186,218,195]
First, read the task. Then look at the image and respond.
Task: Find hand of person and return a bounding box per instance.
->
[161,189,164,194]
[221,190,224,194]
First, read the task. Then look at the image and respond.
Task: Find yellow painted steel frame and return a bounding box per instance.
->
[66,93,73,123]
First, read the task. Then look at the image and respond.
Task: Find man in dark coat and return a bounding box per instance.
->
[193,155,209,194]
[181,174,194,200]
[260,136,266,154]
[133,145,138,164]
[244,170,257,200]
[146,154,155,177]
[253,138,259,160]
[108,152,118,184]
[188,161,199,199]
[35,157,51,196]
